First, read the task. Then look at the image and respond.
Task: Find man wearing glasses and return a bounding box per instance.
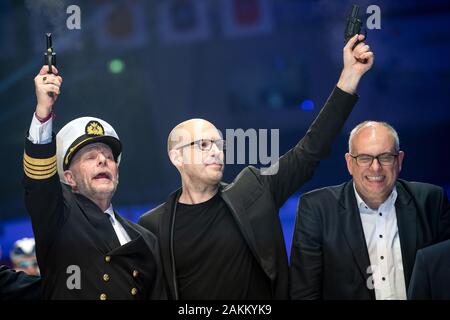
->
[139,34,374,299]
[290,121,450,300]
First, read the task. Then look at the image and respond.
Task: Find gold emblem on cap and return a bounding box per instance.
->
[85,121,104,136]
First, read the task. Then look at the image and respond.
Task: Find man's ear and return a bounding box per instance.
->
[398,150,405,172]
[344,153,353,176]
[168,149,183,168]
[64,170,77,189]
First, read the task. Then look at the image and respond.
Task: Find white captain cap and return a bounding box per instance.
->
[56,116,122,184]
[10,237,36,260]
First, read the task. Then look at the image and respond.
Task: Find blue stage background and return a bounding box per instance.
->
[1,0,450,264]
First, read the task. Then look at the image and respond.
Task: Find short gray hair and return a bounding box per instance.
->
[348,121,400,154]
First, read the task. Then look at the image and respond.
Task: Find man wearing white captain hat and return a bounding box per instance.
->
[23,65,166,300]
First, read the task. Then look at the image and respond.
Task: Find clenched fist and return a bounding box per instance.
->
[34,65,63,119]
[337,34,374,95]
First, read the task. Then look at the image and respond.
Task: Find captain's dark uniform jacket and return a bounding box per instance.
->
[139,87,358,299]
[23,138,167,300]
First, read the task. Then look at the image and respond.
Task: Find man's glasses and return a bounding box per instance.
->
[350,152,398,167]
[176,139,226,152]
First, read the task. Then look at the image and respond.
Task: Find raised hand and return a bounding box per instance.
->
[34,65,62,119]
[337,34,374,94]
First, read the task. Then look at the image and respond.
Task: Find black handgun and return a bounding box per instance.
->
[344,4,368,63]
[44,33,56,97]
[344,4,365,45]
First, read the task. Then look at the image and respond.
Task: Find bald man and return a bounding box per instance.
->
[139,35,374,299]
[290,121,450,300]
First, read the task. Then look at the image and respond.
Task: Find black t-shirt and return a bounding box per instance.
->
[174,193,272,299]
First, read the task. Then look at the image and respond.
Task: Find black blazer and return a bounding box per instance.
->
[0,265,41,300]
[139,87,358,300]
[290,179,450,300]
[408,239,450,299]
[23,138,167,300]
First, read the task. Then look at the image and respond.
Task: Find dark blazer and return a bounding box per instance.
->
[23,138,167,300]
[408,239,450,299]
[290,179,450,300]
[139,87,358,300]
[0,265,42,300]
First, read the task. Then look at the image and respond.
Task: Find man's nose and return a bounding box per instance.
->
[369,158,382,171]
[97,153,107,165]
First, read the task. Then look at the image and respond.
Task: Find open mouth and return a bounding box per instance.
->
[93,172,112,180]
[365,175,385,183]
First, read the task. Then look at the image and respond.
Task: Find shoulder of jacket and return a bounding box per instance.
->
[301,182,347,202]
[398,179,444,195]
[138,202,167,224]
